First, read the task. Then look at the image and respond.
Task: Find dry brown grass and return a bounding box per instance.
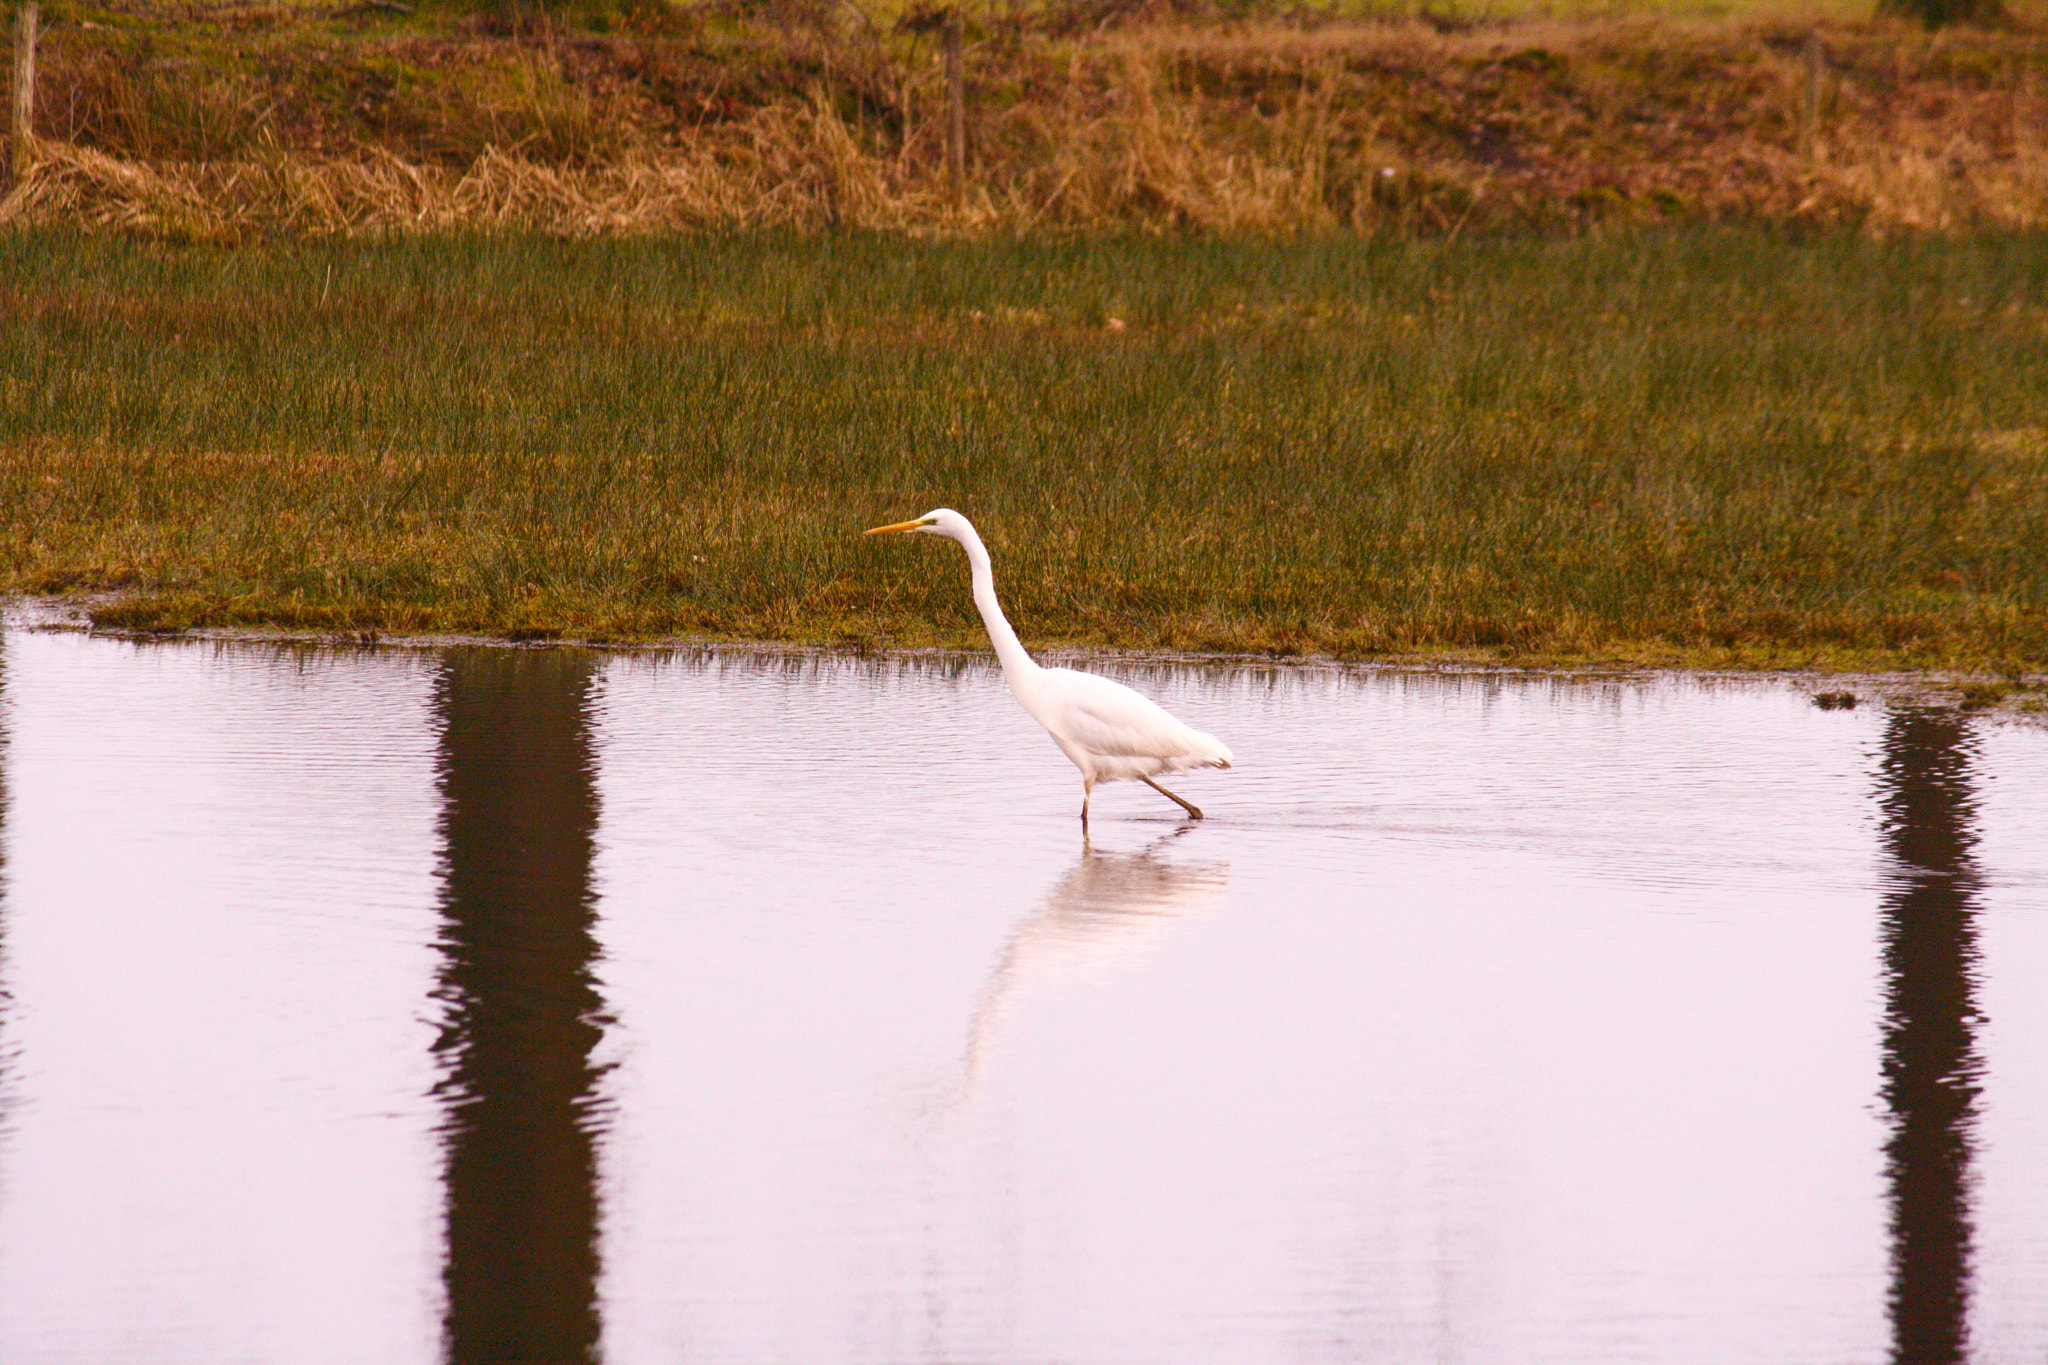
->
[7,16,2048,235]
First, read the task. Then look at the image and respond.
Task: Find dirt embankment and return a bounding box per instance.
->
[5,6,2048,236]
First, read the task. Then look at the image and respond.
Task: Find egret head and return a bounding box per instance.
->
[865,508,968,540]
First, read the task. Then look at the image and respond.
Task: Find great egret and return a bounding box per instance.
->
[865,508,1232,823]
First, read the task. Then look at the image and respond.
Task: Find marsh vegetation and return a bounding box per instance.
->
[3,228,2045,667]
[6,0,2048,236]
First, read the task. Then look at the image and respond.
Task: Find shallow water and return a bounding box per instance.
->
[0,625,2043,1365]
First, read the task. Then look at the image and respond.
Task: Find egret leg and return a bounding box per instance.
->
[1140,775,1203,820]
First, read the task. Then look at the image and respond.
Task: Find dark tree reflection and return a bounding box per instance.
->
[1876,709,1984,1365]
[433,648,609,1365]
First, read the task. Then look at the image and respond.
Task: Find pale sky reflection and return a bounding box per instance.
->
[0,627,2044,1365]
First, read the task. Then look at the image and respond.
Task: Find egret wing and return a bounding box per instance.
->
[1038,668,1227,768]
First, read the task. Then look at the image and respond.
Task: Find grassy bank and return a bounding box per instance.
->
[6,1,2048,236]
[3,227,2047,668]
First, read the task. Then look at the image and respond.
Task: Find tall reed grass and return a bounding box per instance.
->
[2,228,2045,666]
[9,17,2048,237]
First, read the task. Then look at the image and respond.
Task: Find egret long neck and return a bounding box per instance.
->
[956,524,1039,683]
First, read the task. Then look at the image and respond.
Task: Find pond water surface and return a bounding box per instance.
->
[0,622,2044,1365]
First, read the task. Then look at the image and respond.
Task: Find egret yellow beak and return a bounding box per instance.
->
[865,519,928,535]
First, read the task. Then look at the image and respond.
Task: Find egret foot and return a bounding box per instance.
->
[1140,775,1203,820]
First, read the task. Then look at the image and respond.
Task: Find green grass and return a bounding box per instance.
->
[3,227,2046,668]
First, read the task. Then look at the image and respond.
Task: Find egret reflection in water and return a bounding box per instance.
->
[5,626,2048,1365]
[956,830,1230,1095]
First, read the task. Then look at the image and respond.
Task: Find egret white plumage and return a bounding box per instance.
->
[865,509,1232,823]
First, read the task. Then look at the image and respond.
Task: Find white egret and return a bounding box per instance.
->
[865,508,1232,823]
